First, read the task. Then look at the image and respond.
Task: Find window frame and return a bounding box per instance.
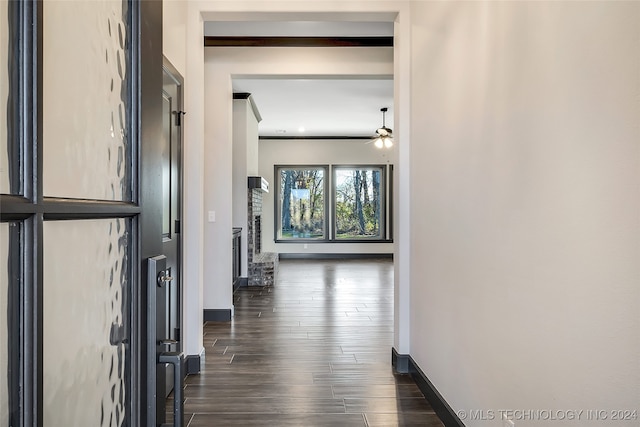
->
[331,164,387,242]
[274,164,393,244]
[274,164,329,242]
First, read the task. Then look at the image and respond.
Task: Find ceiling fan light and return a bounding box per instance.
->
[377,127,390,137]
[367,107,394,149]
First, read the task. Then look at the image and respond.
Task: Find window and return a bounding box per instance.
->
[275,164,392,242]
[334,166,385,240]
[276,166,327,240]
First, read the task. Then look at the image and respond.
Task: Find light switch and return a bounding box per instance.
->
[208,211,216,222]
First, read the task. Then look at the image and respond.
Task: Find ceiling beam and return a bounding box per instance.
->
[204,36,393,47]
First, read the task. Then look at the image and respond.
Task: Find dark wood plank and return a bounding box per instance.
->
[344,397,436,414]
[184,384,334,399]
[332,384,427,399]
[189,413,367,426]
[184,397,347,414]
[365,413,446,427]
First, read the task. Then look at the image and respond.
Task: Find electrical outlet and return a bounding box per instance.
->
[208,211,216,222]
[303,243,308,249]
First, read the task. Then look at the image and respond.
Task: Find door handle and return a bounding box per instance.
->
[159,351,184,427]
[148,255,167,426]
[158,339,178,347]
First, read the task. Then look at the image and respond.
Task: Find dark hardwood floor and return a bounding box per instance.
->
[180,259,444,426]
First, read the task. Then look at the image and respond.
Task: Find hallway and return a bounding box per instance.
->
[182,259,444,426]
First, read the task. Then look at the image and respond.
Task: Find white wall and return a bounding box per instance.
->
[163,0,206,359]
[203,44,394,313]
[259,138,394,255]
[246,102,259,176]
[163,0,187,76]
[179,2,206,357]
[409,2,640,425]
[232,99,260,277]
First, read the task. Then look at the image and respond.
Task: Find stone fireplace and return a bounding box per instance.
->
[247,177,278,286]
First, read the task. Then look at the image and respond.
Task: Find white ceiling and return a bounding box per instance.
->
[232,77,394,138]
[206,20,394,138]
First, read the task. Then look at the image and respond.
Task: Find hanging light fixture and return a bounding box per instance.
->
[368,107,394,149]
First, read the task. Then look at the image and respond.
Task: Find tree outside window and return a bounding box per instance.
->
[334,167,384,239]
[278,167,326,239]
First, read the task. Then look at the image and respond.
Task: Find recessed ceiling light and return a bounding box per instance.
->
[298,126,305,133]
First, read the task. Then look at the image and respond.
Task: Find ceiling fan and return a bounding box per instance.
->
[367,107,394,148]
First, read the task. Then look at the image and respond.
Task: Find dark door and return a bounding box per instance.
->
[157,58,184,417]
[0,1,164,426]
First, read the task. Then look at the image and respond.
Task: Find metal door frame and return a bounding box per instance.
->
[162,56,184,358]
[157,57,185,408]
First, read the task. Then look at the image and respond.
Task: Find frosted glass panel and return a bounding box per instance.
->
[0,0,9,194]
[0,223,9,425]
[43,219,130,427]
[43,0,131,200]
